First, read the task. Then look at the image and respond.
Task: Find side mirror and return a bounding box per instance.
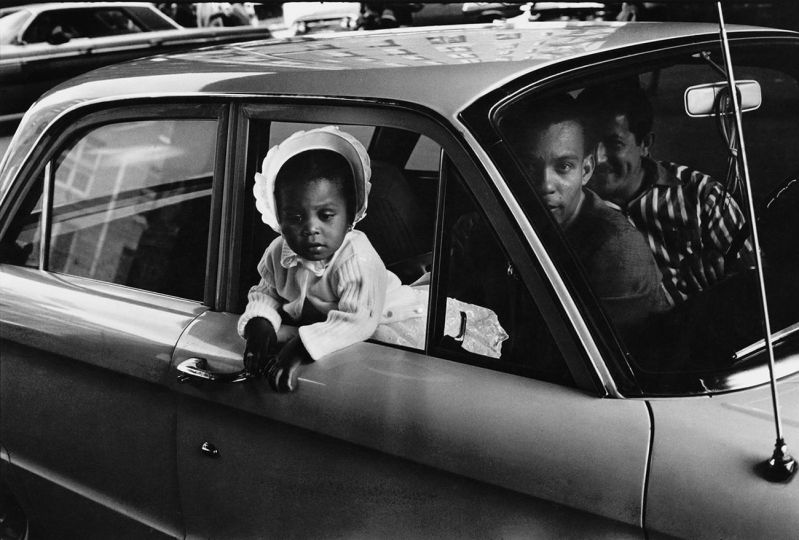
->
[684,80,762,117]
[47,27,71,45]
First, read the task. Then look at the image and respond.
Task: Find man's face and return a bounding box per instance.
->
[524,120,593,225]
[591,113,649,203]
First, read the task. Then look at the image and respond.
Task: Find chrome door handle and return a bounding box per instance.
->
[200,441,220,458]
[176,357,251,383]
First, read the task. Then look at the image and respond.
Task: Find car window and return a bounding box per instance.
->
[22,7,148,43]
[1,119,217,301]
[405,135,440,171]
[238,120,437,351]
[493,42,799,393]
[435,158,572,384]
[238,115,571,382]
[125,5,181,31]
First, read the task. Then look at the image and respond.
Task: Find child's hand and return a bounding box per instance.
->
[265,336,312,392]
[243,317,277,376]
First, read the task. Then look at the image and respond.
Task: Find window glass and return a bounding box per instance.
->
[92,8,143,35]
[43,119,216,300]
[493,43,799,392]
[127,6,179,31]
[0,176,42,268]
[435,160,571,384]
[405,135,440,171]
[268,122,375,150]
[22,8,146,43]
[21,13,62,42]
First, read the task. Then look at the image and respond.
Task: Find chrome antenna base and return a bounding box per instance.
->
[761,438,796,483]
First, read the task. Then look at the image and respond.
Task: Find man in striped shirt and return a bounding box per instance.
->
[578,82,754,305]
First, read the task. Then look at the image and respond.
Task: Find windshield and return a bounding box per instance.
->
[493,41,799,395]
[0,9,31,45]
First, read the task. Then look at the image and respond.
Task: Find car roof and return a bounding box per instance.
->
[35,21,790,121]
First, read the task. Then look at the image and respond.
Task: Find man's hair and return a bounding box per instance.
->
[502,93,593,155]
[275,149,356,224]
[577,79,653,144]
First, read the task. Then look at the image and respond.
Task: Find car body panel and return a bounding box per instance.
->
[646,366,799,539]
[0,264,205,537]
[172,310,651,536]
[176,394,645,539]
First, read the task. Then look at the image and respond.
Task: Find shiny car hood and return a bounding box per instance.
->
[646,371,799,539]
[721,375,799,427]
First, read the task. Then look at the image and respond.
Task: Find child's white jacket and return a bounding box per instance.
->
[237,230,425,360]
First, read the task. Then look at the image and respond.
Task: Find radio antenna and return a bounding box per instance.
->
[715,1,795,482]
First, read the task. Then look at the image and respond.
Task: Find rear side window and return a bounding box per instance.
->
[21,7,153,43]
[435,159,571,384]
[1,118,217,301]
[237,120,438,351]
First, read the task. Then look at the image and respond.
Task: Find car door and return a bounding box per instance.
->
[0,103,227,538]
[172,103,651,538]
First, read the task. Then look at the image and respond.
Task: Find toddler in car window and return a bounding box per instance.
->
[238,126,426,392]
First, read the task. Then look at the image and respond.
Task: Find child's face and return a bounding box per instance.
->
[276,177,349,262]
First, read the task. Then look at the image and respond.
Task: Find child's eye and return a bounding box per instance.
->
[320,211,336,221]
[282,212,303,223]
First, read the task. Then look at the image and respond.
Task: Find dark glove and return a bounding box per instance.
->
[243,317,277,376]
[265,336,312,393]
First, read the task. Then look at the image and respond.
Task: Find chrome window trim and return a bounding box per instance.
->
[39,160,52,270]
[735,323,799,361]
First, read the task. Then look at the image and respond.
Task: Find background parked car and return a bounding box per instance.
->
[0,2,272,123]
[281,1,361,35]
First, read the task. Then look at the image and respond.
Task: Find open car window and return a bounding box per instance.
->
[494,41,799,395]
[237,120,437,352]
[19,6,176,44]
[236,115,572,383]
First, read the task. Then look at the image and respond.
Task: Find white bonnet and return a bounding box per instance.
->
[253,125,372,232]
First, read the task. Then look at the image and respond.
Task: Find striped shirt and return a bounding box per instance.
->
[606,158,754,304]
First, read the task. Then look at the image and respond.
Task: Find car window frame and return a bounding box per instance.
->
[225,98,602,394]
[0,100,230,306]
[22,6,152,43]
[461,34,737,397]
[462,32,799,397]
